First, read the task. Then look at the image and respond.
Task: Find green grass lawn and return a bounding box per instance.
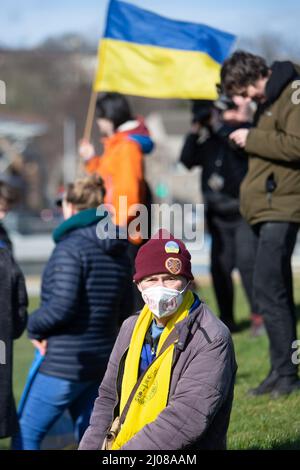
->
[1,279,300,450]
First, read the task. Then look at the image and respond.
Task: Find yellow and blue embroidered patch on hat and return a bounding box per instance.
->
[164,241,180,254]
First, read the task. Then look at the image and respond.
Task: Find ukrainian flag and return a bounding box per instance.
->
[93,0,236,99]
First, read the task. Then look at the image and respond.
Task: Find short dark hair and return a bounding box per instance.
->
[221,50,269,97]
[96,93,133,130]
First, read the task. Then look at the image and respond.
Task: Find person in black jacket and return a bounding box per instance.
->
[180,97,263,334]
[12,174,133,449]
[0,225,28,440]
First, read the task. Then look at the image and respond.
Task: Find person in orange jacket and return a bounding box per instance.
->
[79,93,154,242]
[79,93,154,310]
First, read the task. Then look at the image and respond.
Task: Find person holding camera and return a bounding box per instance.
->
[180,97,262,335]
[221,51,300,398]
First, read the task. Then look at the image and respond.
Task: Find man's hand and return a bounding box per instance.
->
[31,339,48,356]
[78,139,95,160]
[229,128,250,148]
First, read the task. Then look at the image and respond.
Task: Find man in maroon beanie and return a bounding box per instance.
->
[79,230,237,451]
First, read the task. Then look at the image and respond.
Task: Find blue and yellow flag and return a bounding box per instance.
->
[93,0,236,99]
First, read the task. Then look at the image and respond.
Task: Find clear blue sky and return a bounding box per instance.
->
[0,0,299,48]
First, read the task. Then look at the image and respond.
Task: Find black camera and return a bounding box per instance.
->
[214,94,237,112]
[191,100,214,126]
[214,83,237,112]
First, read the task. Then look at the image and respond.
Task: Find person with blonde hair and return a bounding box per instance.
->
[13,174,133,449]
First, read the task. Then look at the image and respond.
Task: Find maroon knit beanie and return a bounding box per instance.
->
[133,229,194,282]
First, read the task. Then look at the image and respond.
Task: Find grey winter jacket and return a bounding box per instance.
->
[79,296,237,450]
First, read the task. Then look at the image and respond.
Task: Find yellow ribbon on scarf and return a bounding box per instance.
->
[111,289,194,450]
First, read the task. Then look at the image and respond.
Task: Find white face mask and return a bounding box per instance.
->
[141,283,189,319]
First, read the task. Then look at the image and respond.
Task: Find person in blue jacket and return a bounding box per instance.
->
[12,174,133,449]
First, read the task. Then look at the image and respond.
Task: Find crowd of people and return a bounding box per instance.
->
[0,49,300,450]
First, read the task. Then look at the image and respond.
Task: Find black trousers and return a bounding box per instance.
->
[252,222,299,377]
[208,213,257,323]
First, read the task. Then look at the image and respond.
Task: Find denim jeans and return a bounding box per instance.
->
[12,372,99,450]
[252,222,299,377]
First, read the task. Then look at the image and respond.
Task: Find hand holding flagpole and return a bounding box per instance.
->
[78,89,97,173]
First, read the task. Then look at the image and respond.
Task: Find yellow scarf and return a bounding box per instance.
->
[111,289,194,450]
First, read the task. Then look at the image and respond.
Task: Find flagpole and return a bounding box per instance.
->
[79,0,109,174]
[83,88,98,142]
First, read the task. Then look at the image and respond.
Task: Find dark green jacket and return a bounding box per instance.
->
[240,61,300,225]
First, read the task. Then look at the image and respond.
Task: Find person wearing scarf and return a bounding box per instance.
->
[79,229,237,450]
